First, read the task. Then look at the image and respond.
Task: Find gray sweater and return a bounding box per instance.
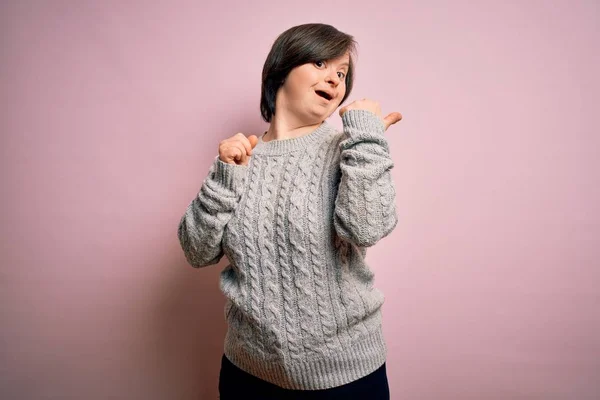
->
[177,109,398,390]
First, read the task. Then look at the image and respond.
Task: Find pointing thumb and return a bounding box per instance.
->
[248,135,259,149]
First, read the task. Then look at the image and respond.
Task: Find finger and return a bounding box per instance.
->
[236,133,252,156]
[226,143,246,164]
[223,147,240,164]
[234,143,249,164]
[382,112,403,131]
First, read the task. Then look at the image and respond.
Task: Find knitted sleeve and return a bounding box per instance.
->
[177,156,247,267]
[334,109,399,247]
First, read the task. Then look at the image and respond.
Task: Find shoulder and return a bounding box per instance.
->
[320,121,346,149]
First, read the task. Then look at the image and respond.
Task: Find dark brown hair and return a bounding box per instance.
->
[260,23,358,123]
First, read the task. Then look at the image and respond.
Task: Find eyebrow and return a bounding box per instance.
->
[333,61,350,71]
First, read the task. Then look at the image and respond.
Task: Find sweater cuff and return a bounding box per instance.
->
[211,156,248,193]
[341,109,386,136]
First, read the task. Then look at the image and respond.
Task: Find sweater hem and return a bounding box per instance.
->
[223,326,387,390]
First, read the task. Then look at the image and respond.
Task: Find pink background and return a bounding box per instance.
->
[2,0,599,399]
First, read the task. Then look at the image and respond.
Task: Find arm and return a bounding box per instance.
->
[334,109,399,247]
[177,156,247,268]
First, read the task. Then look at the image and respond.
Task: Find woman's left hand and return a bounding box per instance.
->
[339,98,402,131]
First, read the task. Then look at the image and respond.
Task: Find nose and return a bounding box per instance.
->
[326,70,341,86]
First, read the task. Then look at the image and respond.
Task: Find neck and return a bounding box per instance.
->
[254,120,332,156]
[263,111,323,143]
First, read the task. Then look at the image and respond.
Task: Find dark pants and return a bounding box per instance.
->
[218,354,390,399]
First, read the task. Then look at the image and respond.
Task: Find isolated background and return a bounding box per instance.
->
[2,0,599,399]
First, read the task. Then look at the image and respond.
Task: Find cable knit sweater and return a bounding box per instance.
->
[177,109,398,390]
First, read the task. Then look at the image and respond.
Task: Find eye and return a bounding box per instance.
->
[315,60,346,80]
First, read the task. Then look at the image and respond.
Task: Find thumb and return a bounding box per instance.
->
[382,112,402,131]
[248,134,259,149]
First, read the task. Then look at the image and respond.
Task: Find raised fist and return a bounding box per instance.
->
[218,133,259,166]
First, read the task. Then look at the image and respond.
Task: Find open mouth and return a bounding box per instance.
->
[315,90,333,101]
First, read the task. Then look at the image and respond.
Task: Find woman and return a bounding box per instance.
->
[177,22,402,399]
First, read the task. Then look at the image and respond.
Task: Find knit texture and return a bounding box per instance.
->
[177,109,399,390]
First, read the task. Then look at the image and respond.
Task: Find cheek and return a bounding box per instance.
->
[283,82,305,102]
[337,87,347,104]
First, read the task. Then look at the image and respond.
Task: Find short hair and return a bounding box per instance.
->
[260,23,358,123]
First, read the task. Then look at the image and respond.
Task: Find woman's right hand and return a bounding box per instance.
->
[219,133,259,166]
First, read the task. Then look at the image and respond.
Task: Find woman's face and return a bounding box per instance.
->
[277,52,350,124]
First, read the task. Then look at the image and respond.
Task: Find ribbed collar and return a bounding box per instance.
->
[252,121,334,156]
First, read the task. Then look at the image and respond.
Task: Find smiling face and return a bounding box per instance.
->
[275,52,350,125]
